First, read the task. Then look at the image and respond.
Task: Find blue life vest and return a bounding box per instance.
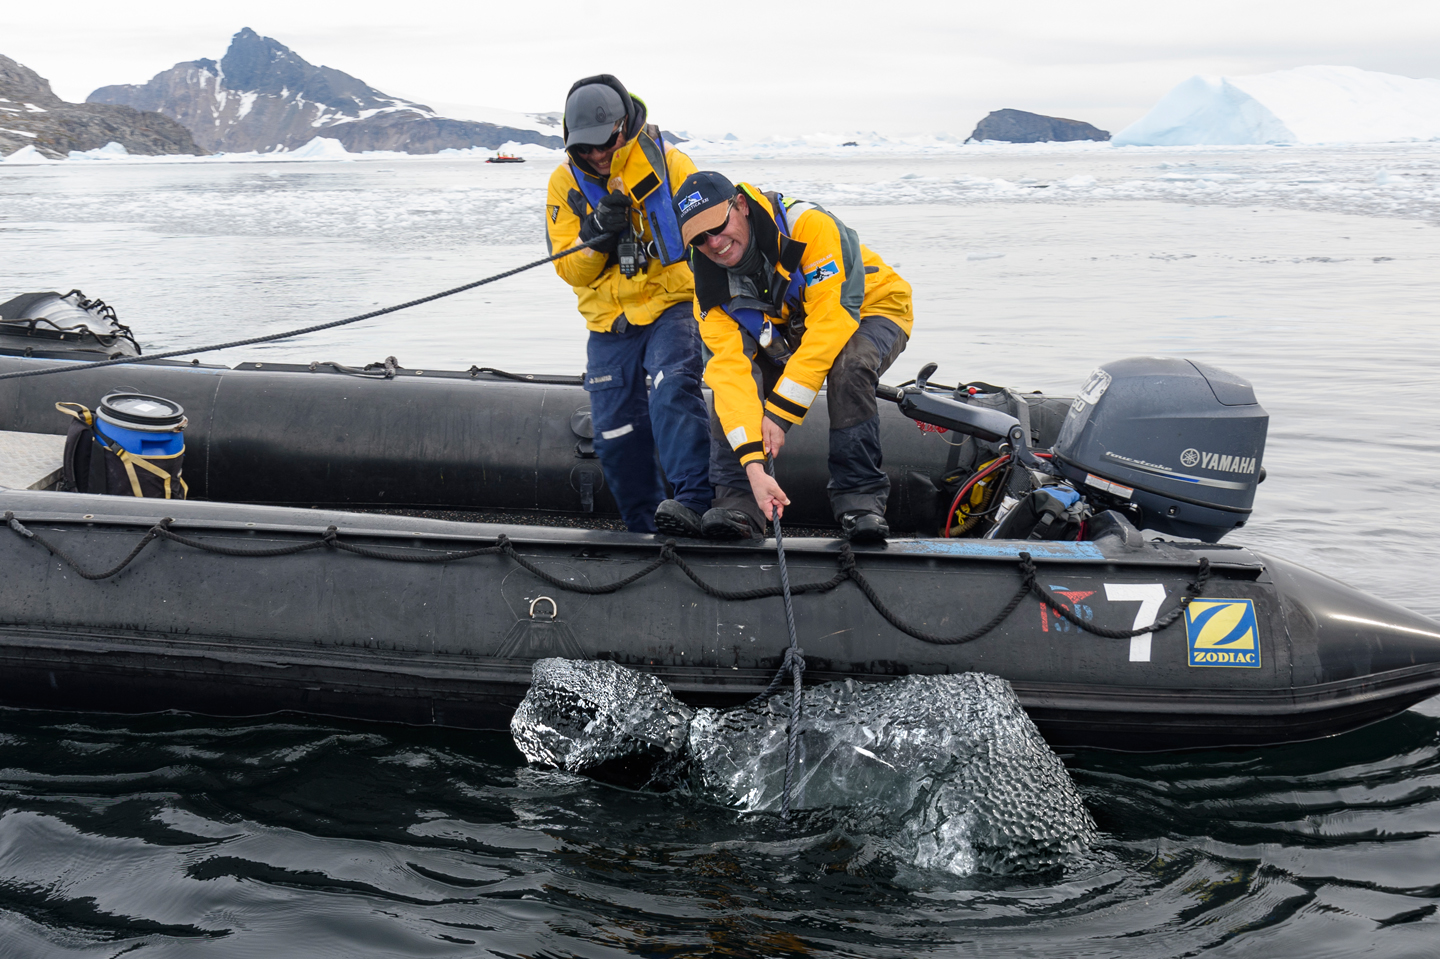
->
[725,196,806,358]
[570,128,686,267]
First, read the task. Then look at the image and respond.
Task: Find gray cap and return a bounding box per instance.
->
[564,84,627,148]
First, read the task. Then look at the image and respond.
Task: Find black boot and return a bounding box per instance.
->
[841,510,889,545]
[701,507,764,541]
[655,499,705,538]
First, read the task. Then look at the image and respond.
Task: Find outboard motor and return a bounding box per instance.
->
[1050,357,1267,542]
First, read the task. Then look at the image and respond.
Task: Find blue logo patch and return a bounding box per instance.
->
[1185,599,1261,668]
[804,259,839,286]
[678,191,705,215]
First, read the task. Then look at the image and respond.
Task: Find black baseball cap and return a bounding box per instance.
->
[673,171,738,246]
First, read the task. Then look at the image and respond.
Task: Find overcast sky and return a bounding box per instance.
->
[7,0,1440,138]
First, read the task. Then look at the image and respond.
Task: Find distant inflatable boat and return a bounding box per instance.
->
[2,305,1439,752]
[486,154,525,163]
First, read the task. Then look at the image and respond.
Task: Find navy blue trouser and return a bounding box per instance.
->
[585,302,713,532]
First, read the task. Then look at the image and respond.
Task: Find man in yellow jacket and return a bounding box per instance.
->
[545,75,712,536]
[674,171,913,544]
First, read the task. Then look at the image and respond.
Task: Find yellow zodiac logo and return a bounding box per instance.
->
[1185,599,1261,668]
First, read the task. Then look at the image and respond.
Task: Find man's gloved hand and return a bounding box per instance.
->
[578,190,632,253]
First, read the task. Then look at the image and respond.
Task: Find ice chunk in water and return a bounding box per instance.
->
[687,672,1096,873]
[511,660,1096,874]
[510,658,694,784]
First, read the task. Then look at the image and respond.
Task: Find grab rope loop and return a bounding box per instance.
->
[1022,551,1211,638]
[2,512,1212,645]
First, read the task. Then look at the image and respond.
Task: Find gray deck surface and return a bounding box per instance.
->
[0,431,65,490]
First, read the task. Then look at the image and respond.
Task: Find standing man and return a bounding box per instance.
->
[545,75,712,536]
[674,172,914,544]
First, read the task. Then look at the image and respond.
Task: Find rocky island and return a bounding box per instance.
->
[968,108,1110,143]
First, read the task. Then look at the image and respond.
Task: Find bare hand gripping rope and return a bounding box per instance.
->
[0,238,607,383]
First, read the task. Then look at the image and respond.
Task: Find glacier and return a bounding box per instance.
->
[1115,65,1440,146]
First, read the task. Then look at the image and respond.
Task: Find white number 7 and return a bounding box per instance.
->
[1103,584,1168,662]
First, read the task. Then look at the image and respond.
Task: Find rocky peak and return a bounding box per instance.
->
[89,28,560,155]
[0,53,203,159]
[0,54,64,108]
[219,27,412,116]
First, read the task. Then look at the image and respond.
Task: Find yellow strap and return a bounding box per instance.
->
[120,456,145,497]
[54,402,94,427]
[117,449,179,499]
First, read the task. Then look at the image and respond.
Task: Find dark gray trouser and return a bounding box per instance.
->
[709,316,908,528]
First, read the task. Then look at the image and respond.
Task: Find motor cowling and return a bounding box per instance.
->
[1050,357,1268,542]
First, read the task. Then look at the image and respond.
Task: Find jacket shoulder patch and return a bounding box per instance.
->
[804,257,840,286]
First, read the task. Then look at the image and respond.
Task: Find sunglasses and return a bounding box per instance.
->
[575,121,624,156]
[689,199,737,248]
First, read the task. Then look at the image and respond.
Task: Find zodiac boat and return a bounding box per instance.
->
[3,322,1439,752]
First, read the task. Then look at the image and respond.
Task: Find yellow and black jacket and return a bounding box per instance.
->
[694,185,913,466]
[545,104,698,333]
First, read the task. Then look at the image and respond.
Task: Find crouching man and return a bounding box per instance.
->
[675,172,914,544]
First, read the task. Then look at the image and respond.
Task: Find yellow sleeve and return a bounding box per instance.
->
[698,302,766,466]
[762,208,863,427]
[545,164,609,289]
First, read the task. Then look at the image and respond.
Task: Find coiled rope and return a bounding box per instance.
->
[0,238,606,383]
[4,511,1210,645]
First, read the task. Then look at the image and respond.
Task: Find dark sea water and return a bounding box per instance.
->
[4,147,1440,955]
[4,702,1440,958]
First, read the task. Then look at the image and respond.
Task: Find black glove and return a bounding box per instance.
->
[578,190,632,252]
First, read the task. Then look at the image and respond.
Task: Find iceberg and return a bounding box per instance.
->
[511,659,1097,875]
[66,141,129,160]
[1,144,53,164]
[283,137,353,160]
[1115,65,1440,146]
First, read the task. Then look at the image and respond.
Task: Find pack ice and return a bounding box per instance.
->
[1114,65,1440,146]
[511,659,1097,875]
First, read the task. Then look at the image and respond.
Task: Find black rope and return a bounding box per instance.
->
[759,456,807,821]
[6,511,169,581]
[667,549,848,601]
[0,239,605,382]
[496,537,673,594]
[1025,552,1211,637]
[844,551,1037,646]
[3,513,1211,645]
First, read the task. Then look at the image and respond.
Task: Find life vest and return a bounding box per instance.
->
[704,190,809,361]
[569,126,686,267]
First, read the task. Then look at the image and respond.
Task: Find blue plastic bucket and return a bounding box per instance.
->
[94,418,184,456]
[94,393,186,456]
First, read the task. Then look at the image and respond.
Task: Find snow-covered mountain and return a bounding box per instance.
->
[1115,65,1440,146]
[87,28,562,154]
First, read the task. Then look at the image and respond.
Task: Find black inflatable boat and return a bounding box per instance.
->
[3,318,1440,751]
[0,290,141,361]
